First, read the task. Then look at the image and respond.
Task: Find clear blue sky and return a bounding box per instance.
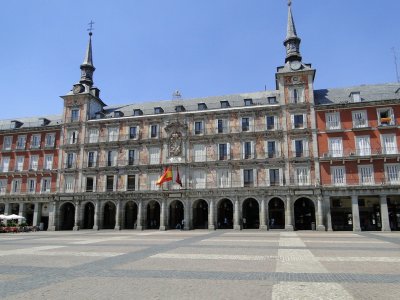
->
[0,0,400,119]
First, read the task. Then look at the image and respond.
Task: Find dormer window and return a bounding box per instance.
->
[133,109,143,116]
[154,107,164,114]
[175,105,185,112]
[244,99,253,106]
[351,92,361,103]
[220,101,230,108]
[114,111,124,118]
[268,97,277,104]
[39,118,50,126]
[11,120,23,129]
[198,103,207,110]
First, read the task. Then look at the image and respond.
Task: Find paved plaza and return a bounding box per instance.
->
[0,230,400,299]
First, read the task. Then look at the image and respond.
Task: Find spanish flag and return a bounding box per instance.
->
[156,166,173,185]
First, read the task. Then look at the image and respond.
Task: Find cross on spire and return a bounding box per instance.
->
[87,20,95,36]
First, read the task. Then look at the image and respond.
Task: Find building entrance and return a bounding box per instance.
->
[294,198,315,230]
[388,197,400,231]
[242,198,259,229]
[125,201,138,229]
[330,197,353,231]
[268,198,285,229]
[193,199,208,229]
[60,202,75,230]
[169,200,184,229]
[147,201,160,229]
[83,202,94,229]
[358,197,381,231]
[103,202,116,229]
[217,199,233,229]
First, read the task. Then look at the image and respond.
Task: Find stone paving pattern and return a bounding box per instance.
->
[0,230,399,299]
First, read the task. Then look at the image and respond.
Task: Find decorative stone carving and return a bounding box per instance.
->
[169,131,182,157]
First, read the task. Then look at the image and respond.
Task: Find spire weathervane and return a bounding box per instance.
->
[87,20,95,36]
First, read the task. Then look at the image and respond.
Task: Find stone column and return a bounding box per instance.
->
[184,201,190,230]
[208,199,215,230]
[259,198,268,230]
[32,203,42,227]
[18,203,26,225]
[285,195,294,231]
[351,195,361,231]
[48,200,58,231]
[316,195,326,231]
[324,196,333,231]
[380,195,391,231]
[114,200,121,230]
[136,201,143,230]
[93,200,99,230]
[73,201,80,231]
[159,199,166,231]
[234,199,241,230]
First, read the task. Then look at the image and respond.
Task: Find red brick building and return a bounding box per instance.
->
[0,116,61,228]
[315,85,400,231]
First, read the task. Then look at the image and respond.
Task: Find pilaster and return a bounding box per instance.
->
[380,195,391,231]
[351,195,361,231]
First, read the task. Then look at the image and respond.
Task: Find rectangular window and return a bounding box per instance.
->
[356,136,371,156]
[329,137,343,157]
[30,155,39,171]
[194,121,203,135]
[88,128,99,143]
[31,134,41,149]
[88,151,96,167]
[154,107,163,114]
[192,170,206,189]
[1,156,10,172]
[244,99,253,106]
[217,119,228,134]
[198,103,207,110]
[0,179,6,195]
[386,164,400,184]
[28,179,36,193]
[71,109,80,122]
[243,169,254,187]
[269,169,280,186]
[267,141,277,158]
[381,134,397,154]
[377,108,395,126]
[293,114,304,129]
[351,92,361,102]
[133,109,143,116]
[3,136,12,150]
[128,150,136,165]
[129,126,137,139]
[148,173,159,190]
[218,143,229,160]
[86,177,94,192]
[217,169,230,188]
[220,101,230,108]
[331,166,346,186]
[15,156,24,171]
[268,96,277,104]
[242,117,250,132]
[106,175,114,192]
[65,176,74,193]
[326,112,341,130]
[150,124,158,138]
[66,153,75,169]
[359,165,374,185]
[45,133,55,147]
[107,150,117,167]
[243,141,253,159]
[41,178,51,193]
[127,175,136,191]
[296,167,309,186]
[108,127,119,142]
[266,116,276,130]
[67,130,78,144]
[290,87,304,103]
[193,144,206,162]
[12,179,21,194]
[149,147,161,164]
[294,140,304,157]
[16,135,26,149]
[352,110,368,128]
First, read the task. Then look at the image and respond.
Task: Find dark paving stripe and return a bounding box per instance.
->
[357,232,400,246]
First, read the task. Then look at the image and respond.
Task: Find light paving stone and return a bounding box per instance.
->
[321,261,400,275]
[272,282,354,300]
[342,283,400,300]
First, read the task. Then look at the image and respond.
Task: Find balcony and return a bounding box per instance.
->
[321,176,400,187]
[321,147,399,160]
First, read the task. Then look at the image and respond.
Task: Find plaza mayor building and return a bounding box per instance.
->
[0,3,399,232]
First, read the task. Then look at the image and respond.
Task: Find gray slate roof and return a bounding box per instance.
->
[0,115,62,131]
[314,83,400,106]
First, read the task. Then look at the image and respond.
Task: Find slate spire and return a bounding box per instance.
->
[283,0,302,63]
[80,31,96,86]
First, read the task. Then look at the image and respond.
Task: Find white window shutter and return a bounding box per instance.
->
[227,143,231,159]
[250,117,254,131]
[253,169,257,187]
[251,141,255,158]
[279,168,284,186]
[93,151,97,165]
[291,114,295,129]
[265,169,270,187]
[304,139,309,156]
[303,114,307,127]
[240,169,244,187]
[217,144,220,159]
